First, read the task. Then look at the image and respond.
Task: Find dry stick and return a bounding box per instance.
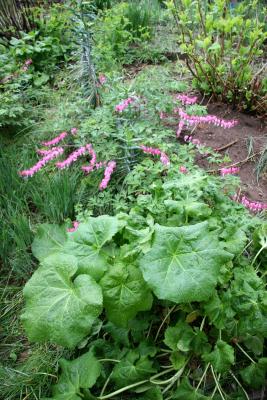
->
[215,139,238,152]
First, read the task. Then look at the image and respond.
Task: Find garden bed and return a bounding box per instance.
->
[194,104,267,202]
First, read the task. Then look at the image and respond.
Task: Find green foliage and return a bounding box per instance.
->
[168,0,267,113]
[140,222,232,303]
[50,350,101,398]
[21,166,266,397]
[93,1,162,70]
[21,253,103,348]
[0,3,74,131]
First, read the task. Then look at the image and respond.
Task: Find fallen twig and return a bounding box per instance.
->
[208,151,262,174]
[215,139,238,152]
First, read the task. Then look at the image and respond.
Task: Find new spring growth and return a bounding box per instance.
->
[56,144,93,169]
[140,145,170,166]
[115,97,134,112]
[220,167,240,176]
[99,161,116,190]
[176,94,198,105]
[42,131,68,147]
[19,147,64,177]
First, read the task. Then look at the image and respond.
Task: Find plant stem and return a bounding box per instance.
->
[155,305,176,341]
[97,380,149,399]
[211,367,226,400]
[229,370,250,400]
[196,363,210,390]
[236,343,256,364]
[252,245,267,268]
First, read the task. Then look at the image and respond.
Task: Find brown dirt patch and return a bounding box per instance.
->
[192,103,267,202]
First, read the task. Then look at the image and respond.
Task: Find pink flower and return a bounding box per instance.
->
[42,131,68,147]
[176,120,185,137]
[140,145,170,166]
[80,146,97,174]
[115,97,135,113]
[56,144,93,169]
[19,147,64,177]
[220,167,240,176]
[99,161,116,190]
[25,59,33,66]
[176,94,198,105]
[82,160,107,174]
[99,74,107,85]
[184,135,201,147]
[232,194,267,212]
[179,166,188,173]
[178,108,238,130]
[71,128,78,135]
[67,221,80,232]
[36,147,62,156]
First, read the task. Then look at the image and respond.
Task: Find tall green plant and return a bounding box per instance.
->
[167,0,267,113]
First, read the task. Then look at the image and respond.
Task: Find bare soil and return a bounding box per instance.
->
[193,103,267,202]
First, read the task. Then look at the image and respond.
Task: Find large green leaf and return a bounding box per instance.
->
[31,223,67,261]
[112,349,156,386]
[65,215,122,280]
[202,340,235,373]
[21,254,103,348]
[139,222,232,303]
[240,358,267,389]
[51,350,101,399]
[100,261,153,327]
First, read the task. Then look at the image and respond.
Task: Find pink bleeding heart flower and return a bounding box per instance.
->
[99,161,116,190]
[42,131,68,147]
[67,221,80,232]
[19,147,64,177]
[179,166,188,174]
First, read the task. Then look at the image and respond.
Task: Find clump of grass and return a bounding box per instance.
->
[255,145,267,182]
[0,285,69,400]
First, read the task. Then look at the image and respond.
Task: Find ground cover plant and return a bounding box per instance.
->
[0,1,266,399]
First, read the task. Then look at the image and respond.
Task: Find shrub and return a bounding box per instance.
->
[167,0,267,113]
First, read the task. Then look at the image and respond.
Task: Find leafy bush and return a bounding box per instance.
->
[167,0,267,113]
[0,4,74,131]
[93,1,162,70]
